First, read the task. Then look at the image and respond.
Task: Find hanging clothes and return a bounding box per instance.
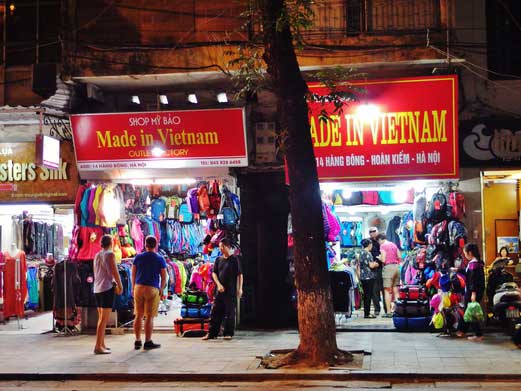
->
[26,266,39,310]
[53,260,81,310]
[2,250,28,318]
[0,252,4,298]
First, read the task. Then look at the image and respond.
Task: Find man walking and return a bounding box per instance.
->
[377,233,401,317]
[132,235,167,350]
[203,238,243,340]
[368,227,384,315]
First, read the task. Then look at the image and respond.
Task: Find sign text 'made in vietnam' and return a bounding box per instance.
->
[70,108,248,170]
[308,75,459,182]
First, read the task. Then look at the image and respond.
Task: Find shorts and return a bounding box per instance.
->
[383,263,400,288]
[134,284,160,318]
[95,287,115,309]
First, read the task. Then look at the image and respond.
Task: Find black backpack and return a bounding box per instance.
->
[426,191,449,223]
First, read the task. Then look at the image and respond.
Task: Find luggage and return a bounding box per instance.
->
[174,317,210,337]
[181,304,211,319]
[393,315,432,331]
[398,285,427,301]
[393,299,430,317]
[182,290,209,306]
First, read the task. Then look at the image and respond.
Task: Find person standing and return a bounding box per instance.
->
[202,238,243,340]
[377,233,401,317]
[368,227,384,315]
[359,239,380,318]
[93,235,123,355]
[458,243,486,341]
[132,235,167,350]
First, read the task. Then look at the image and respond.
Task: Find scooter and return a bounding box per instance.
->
[487,259,521,334]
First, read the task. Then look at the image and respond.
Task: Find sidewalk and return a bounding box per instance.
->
[0,330,520,381]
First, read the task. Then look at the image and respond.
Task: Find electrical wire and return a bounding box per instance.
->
[497,0,521,33]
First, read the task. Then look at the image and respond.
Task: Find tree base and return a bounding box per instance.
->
[261,348,354,369]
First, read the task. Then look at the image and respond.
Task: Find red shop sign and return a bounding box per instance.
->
[308,75,459,182]
[70,108,248,171]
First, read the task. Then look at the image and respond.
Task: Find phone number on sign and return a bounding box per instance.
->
[200,159,243,166]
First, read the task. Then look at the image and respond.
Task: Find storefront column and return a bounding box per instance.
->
[238,171,293,328]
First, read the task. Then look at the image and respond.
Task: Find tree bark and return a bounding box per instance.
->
[260,0,345,366]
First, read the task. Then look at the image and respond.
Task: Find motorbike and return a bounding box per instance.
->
[487,258,521,334]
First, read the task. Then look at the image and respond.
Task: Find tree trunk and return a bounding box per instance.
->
[260,0,343,366]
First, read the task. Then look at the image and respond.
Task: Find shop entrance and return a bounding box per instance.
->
[0,204,74,334]
[69,177,240,333]
[315,180,470,333]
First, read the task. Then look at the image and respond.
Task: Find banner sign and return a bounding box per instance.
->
[70,108,248,171]
[0,141,79,203]
[308,76,459,182]
[460,119,521,167]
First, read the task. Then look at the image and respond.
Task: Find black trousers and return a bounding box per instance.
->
[361,279,377,316]
[209,293,236,338]
[372,276,383,313]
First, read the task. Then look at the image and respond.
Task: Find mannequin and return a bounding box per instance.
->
[3,243,27,318]
[8,243,19,258]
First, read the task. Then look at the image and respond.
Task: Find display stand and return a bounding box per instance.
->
[54,259,77,337]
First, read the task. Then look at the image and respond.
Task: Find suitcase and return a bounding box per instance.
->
[174,317,210,337]
[393,299,430,317]
[398,285,427,301]
[181,304,212,319]
[393,315,431,331]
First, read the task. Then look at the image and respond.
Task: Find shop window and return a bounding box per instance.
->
[486,0,521,80]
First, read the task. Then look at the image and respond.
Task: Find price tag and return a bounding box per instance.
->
[217,214,224,220]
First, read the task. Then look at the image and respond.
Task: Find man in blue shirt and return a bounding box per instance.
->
[132,235,167,350]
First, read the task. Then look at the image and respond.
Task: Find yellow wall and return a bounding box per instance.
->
[483,182,518,265]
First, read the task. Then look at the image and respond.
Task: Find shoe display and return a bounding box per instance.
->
[143,341,161,350]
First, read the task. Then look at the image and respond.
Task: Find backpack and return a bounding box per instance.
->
[413,194,427,221]
[218,188,240,230]
[448,220,467,247]
[197,185,210,215]
[399,211,414,250]
[186,188,200,214]
[208,181,221,218]
[178,203,193,223]
[412,246,427,270]
[426,191,449,223]
[324,204,341,242]
[428,220,449,246]
[413,219,427,244]
[449,191,466,220]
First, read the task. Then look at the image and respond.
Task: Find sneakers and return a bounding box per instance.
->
[143,340,161,350]
[134,340,142,350]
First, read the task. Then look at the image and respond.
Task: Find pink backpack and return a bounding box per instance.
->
[324,204,341,242]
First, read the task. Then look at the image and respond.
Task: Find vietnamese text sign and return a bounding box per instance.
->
[0,141,79,203]
[70,108,248,171]
[308,76,459,182]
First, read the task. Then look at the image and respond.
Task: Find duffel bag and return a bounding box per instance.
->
[398,285,427,301]
[393,299,430,317]
[181,304,212,319]
[174,317,210,337]
[182,290,209,306]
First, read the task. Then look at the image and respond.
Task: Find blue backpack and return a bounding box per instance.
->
[179,203,193,223]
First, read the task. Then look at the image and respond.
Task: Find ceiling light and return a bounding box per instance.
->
[187,94,198,104]
[131,95,140,105]
[151,146,166,157]
[159,95,168,105]
[217,92,228,103]
[155,178,197,185]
